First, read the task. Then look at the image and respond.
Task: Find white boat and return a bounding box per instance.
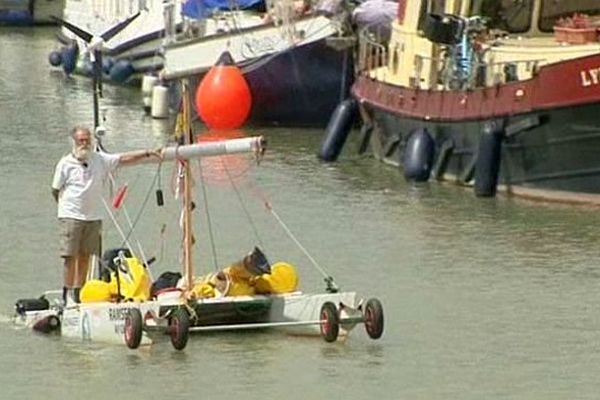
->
[12,76,384,350]
[52,0,179,83]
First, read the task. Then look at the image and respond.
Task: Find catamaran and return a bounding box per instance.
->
[14,28,384,349]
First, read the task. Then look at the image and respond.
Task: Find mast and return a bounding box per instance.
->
[182,79,194,293]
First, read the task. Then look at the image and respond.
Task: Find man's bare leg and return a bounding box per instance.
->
[63,256,76,304]
[73,255,89,303]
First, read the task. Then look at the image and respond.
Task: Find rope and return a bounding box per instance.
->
[262,200,338,292]
[96,141,153,280]
[119,167,160,251]
[221,158,265,250]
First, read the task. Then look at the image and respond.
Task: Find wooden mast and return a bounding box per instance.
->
[182,79,194,293]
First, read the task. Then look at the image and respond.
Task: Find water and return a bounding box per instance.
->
[2,27,600,400]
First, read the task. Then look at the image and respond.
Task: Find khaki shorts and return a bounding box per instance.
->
[59,218,102,257]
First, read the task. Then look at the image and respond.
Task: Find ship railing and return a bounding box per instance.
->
[357,23,389,79]
[410,53,544,90]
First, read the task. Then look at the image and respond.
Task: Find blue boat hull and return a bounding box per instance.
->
[183,38,354,127]
[243,38,354,127]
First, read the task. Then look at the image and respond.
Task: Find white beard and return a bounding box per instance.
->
[73,144,91,161]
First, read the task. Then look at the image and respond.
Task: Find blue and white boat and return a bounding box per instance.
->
[50,0,356,127]
[160,0,356,126]
[52,0,178,84]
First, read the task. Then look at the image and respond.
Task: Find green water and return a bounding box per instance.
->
[2,26,600,400]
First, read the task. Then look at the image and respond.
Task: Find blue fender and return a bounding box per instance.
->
[109,60,135,83]
[403,128,434,182]
[61,44,79,75]
[318,98,358,162]
[48,51,63,67]
[474,122,504,197]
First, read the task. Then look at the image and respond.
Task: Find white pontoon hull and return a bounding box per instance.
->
[14,291,360,346]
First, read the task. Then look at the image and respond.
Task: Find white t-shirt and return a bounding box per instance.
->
[52,151,120,221]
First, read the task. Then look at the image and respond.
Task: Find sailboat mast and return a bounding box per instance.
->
[182,79,194,292]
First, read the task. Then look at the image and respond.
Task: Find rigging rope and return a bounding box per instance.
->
[221,157,265,250]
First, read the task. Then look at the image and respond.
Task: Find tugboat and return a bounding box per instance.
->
[352,0,600,203]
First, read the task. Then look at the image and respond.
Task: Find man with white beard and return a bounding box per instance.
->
[51,126,161,305]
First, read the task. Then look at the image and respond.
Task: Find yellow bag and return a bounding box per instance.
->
[80,280,113,303]
[253,262,299,294]
[107,257,152,301]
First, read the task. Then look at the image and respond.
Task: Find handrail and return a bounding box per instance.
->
[357,23,547,90]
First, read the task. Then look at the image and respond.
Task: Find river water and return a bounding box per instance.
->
[2,27,600,400]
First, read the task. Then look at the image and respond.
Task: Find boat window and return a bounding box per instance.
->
[539,0,600,32]
[418,0,447,31]
[469,0,533,33]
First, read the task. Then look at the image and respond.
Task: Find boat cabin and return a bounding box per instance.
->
[359,0,600,90]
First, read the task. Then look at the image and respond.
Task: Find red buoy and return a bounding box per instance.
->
[195,52,252,130]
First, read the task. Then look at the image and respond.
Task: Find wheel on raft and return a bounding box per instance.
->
[364,298,384,339]
[319,301,339,343]
[169,307,190,351]
[124,308,143,349]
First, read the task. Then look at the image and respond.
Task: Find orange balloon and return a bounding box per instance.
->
[195,52,252,130]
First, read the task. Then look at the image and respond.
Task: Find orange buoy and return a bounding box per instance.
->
[195,51,252,130]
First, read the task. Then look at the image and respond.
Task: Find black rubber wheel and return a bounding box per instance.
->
[364,298,384,339]
[124,308,143,349]
[319,302,339,343]
[169,308,190,351]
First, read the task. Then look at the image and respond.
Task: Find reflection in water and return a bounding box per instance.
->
[194,129,255,187]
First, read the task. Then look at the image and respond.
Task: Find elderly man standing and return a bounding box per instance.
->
[51,126,161,305]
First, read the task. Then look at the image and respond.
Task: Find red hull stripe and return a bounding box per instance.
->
[353,53,600,121]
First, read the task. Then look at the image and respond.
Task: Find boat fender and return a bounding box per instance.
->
[15,297,50,315]
[403,128,434,182]
[48,51,62,67]
[102,58,114,75]
[356,120,373,155]
[431,138,454,180]
[141,74,160,113]
[474,122,504,197]
[32,315,61,334]
[151,85,169,119]
[318,98,358,162]
[61,43,79,75]
[459,155,476,184]
[109,59,135,84]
